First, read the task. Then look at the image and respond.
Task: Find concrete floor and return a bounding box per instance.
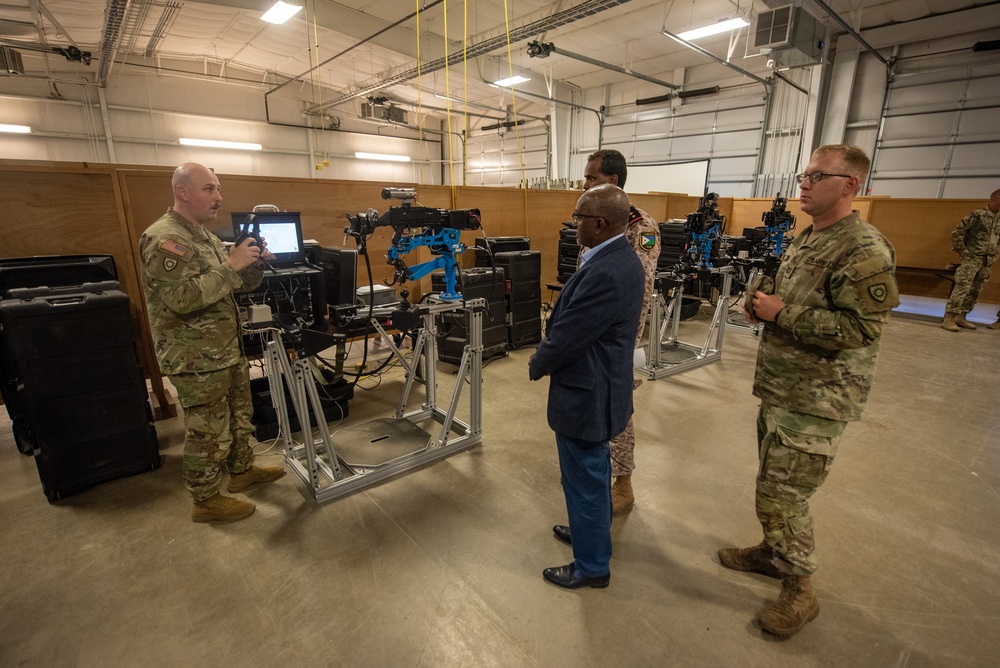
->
[1,300,998,667]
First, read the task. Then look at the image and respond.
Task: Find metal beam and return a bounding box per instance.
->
[529,41,678,90]
[661,29,770,89]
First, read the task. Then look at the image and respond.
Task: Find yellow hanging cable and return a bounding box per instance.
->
[462,0,468,190]
[305,0,319,170]
[501,0,529,222]
[443,0,456,204]
[415,0,424,185]
[311,3,327,167]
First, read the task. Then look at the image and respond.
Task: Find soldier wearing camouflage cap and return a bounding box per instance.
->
[139,163,285,523]
[720,145,899,638]
[941,188,1000,332]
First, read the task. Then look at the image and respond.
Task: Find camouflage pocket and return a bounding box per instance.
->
[760,436,832,490]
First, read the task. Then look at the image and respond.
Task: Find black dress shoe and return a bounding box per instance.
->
[552,524,572,546]
[542,562,610,589]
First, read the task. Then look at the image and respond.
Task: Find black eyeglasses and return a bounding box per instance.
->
[571,212,603,223]
[795,172,853,184]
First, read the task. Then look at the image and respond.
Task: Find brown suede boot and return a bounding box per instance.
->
[941,313,960,332]
[956,314,978,330]
[986,318,1000,330]
[227,465,286,493]
[611,475,634,515]
[192,494,256,523]
[717,542,782,579]
[757,573,820,637]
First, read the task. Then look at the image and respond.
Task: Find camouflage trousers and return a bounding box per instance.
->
[170,362,255,502]
[946,253,995,314]
[755,402,846,576]
[609,289,654,477]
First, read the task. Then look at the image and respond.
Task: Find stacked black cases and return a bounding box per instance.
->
[557,227,580,284]
[657,221,689,273]
[474,236,531,268]
[432,267,508,364]
[0,255,119,455]
[0,287,160,501]
[494,250,543,349]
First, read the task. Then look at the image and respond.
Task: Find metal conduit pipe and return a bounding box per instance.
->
[96,0,131,87]
[809,0,891,68]
[661,29,771,89]
[310,0,634,113]
[527,41,678,90]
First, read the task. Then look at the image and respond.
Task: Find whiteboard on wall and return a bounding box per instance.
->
[624,160,709,197]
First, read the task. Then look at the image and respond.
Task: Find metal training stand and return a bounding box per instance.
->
[268,299,484,503]
[640,266,734,379]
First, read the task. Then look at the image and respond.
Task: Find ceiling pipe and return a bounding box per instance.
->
[527,40,679,90]
[808,0,890,68]
[661,28,770,89]
[309,0,635,113]
[96,0,130,87]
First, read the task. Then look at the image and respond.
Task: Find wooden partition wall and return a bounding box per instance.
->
[1,158,990,416]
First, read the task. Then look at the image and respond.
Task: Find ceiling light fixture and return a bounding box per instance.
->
[0,124,31,134]
[261,1,303,25]
[675,17,749,41]
[492,75,531,87]
[179,138,262,150]
[355,152,411,162]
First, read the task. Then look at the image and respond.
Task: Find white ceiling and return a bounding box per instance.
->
[0,0,995,127]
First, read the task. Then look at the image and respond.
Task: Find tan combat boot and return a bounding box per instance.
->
[986,318,1000,330]
[717,542,782,579]
[941,313,960,332]
[192,494,256,523]
[227,465,286,493]
[757,573,820,637]
[611,475,635,515]
[956,314,978,330]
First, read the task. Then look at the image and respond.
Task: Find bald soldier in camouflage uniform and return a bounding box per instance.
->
[139,162,285,523]
[721,145,898,638]
[941,188,1000,332]
[581,149,660,515]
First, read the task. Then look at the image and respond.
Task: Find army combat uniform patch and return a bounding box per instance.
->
[640,233,657,251]
[868,283,888,302]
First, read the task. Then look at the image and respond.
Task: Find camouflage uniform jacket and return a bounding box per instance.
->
[753,211,899,422]
[139,208,263,375]
[580,205,660,344]
[951,206,1000,258]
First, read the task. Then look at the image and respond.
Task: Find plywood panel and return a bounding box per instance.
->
[867,198,985,269]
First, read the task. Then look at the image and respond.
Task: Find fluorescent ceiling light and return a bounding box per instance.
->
[261,1,303,25]
[676,17,749,41]
[492,75,531,87]
[355,152,410,162]
[179,138,262,151]
[0,124,31,134]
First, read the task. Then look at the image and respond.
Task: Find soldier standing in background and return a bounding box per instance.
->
[139,162,285,523]
[579,149,660,515]
[941,188,1000,332]
[721,145,899,637]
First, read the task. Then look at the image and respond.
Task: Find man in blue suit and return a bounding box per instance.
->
[529,184,645,588]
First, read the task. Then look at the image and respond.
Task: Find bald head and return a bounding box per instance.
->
[573,183,630,248]
[171,162,222,226]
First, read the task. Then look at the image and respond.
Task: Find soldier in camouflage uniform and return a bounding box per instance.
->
[139,163,285,523]
[581,150,660,515]
[941,188,1000,332]
[719,145,899,638]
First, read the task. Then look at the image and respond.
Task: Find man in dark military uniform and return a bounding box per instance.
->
[720,145,899,637]
[139,163,285,522]
[941,188,1000,331]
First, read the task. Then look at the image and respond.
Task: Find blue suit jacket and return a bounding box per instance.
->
[528,235,645,442]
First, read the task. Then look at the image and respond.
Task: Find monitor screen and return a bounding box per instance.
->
[231,211,305,265]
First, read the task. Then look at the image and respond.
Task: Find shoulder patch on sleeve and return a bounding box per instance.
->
[159,239,190,258]
[640,233,657,251]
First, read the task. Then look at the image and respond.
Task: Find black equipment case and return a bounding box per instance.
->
[0,285,160,501]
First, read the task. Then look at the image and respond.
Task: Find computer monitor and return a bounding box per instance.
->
[231,211,305,265]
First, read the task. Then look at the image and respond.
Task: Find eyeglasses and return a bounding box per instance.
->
[795,172,853,184]
[571,212,603,223]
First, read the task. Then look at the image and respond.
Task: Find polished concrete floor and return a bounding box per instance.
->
[1,300,998,667]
